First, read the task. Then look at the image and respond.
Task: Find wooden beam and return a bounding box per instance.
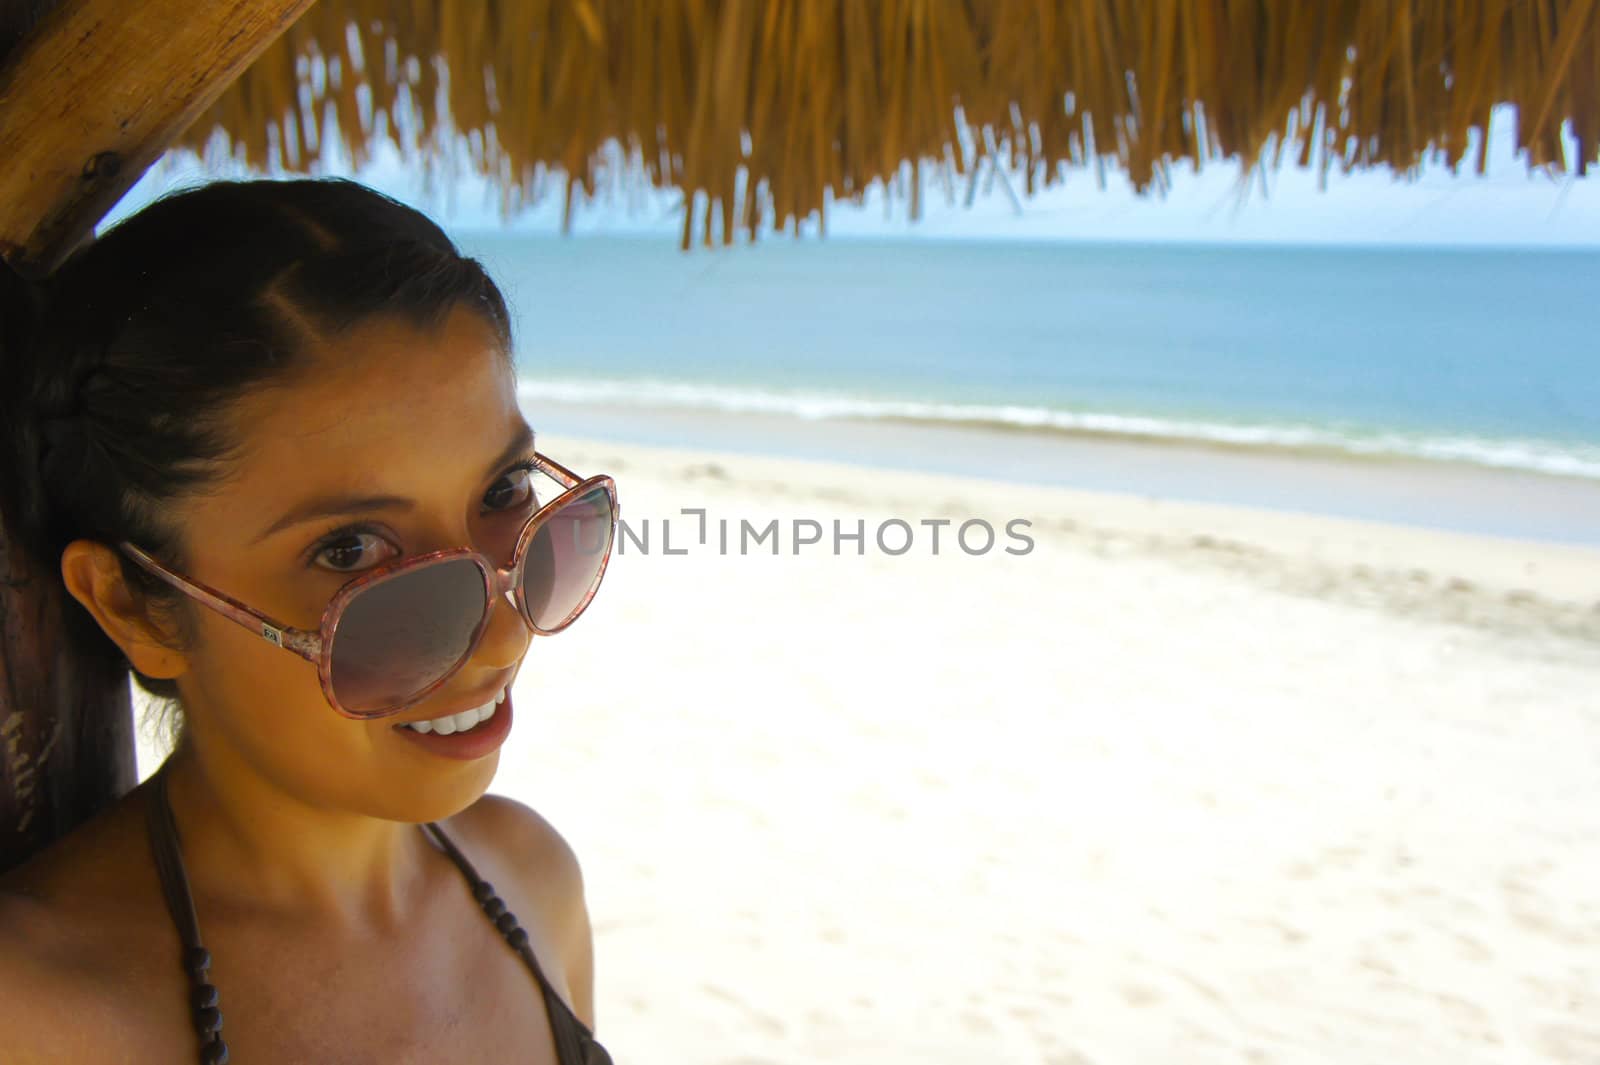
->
[0,0,317,279]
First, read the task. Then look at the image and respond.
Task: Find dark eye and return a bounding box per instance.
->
[484,465,537,512]
[313,531,398,574]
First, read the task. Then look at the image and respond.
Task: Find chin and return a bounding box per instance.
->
[362,752,503,825]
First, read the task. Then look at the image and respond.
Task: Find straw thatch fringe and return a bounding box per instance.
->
[168,0,1600,248]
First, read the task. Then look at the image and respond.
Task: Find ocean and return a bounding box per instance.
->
[456,232,1600,544]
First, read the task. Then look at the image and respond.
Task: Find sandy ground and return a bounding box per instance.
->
[137,432,1600,1065]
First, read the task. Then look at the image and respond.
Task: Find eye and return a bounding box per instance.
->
[312,530,399,574]
[483,462,538,512]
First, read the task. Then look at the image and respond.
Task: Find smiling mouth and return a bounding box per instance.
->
[396,687,508,735]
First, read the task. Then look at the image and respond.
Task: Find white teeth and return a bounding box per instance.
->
[402,689,504,735]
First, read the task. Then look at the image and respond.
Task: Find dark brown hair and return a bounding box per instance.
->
[0,177,514,706]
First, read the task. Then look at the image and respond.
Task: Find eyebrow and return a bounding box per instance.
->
[251,422,537,545]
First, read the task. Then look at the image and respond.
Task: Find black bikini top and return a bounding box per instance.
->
[144,768,615,1065]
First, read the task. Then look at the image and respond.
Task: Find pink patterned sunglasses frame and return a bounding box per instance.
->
[117,451,618,720]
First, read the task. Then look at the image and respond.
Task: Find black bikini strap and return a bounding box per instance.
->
[422,821,609,1064]
[420,820,549,976]
[145,767,230,1065]
[142,786,599,1065]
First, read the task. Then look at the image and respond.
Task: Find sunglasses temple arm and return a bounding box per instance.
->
[533,452,582,489]
[117,542,322,664]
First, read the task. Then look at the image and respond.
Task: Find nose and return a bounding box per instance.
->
[471,579,532,671]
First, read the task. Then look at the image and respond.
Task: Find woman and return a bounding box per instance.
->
[0,177,617,1064]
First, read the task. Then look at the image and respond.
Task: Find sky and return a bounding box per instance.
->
[110,103,1600,248]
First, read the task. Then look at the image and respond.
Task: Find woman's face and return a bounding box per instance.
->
[162,303,537,822]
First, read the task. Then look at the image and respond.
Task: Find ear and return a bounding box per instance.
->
[59,539,188,680]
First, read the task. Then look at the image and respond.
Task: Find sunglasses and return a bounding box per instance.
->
[118,451,618,720]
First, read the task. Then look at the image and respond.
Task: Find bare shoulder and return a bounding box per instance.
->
[0,891,82,1056]
[0,789,184,1061]
[452,792,586,899]
[446,793,596,1029]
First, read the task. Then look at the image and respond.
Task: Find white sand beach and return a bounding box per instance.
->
[136,432,1600,1065]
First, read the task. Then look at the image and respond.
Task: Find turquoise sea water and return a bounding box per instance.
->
[459,233,1600,483]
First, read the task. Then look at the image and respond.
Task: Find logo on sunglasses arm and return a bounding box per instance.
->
[261,624,285,647]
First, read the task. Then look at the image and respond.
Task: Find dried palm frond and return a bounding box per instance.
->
[170,1,1600,248]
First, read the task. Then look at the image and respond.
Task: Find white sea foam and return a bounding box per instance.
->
[517,377,1600,481]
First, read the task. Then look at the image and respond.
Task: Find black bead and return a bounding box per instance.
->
[202,1037,229,1064]
[191,983,220,1011]
[481,896,507,920]
[505,926,530,952]
[193,1005,222,1034]
[185,946,212,975]
[494,911,519,935]
[471,880,495,902]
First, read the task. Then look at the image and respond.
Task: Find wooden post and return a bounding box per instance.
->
[0,440,131,872]
[0,0,316,872]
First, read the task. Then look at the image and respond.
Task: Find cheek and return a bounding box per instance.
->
[185,610,374,772]
[192,608,325,708]
[182,611,501,821]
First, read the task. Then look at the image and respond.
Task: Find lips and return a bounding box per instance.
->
[391,686,515,761]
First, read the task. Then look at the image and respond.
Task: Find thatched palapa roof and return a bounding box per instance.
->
[164,1,1600,249]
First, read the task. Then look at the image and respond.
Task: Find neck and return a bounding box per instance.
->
[159,738,433,934]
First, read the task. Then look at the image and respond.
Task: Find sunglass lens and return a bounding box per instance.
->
[329,557,489,714]
[522,485,614,631]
